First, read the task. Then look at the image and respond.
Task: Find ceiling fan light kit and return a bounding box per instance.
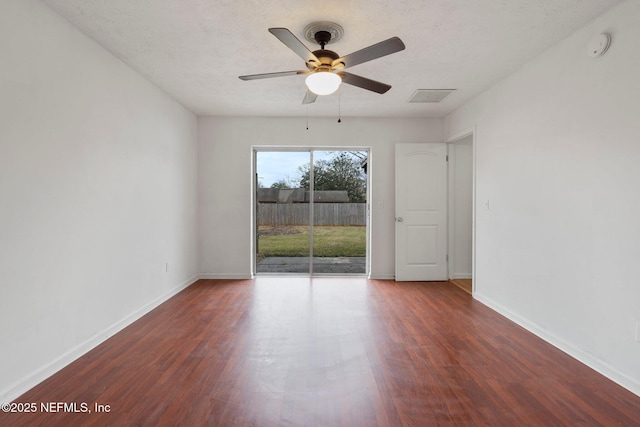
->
[239,22,405,104]
[306,71,341,95]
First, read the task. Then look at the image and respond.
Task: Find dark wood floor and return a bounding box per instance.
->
[3,278,639,426]
[449,278,472,295]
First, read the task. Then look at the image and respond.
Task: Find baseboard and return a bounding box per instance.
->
[199,273,252,280]
[369,274,395,280]
[0,275,199,404]
[451,273,472,279]
[474,293,640,398]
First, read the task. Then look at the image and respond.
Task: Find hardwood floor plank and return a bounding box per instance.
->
[2,278,639,426]
[450,278,472,294]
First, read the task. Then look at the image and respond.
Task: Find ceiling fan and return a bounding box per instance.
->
[239,22,405,104]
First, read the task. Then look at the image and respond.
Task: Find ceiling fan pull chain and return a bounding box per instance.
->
[306,104,309,130]
[338,87,342,123]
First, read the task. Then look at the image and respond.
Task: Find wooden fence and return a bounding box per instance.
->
[258,203,366,226]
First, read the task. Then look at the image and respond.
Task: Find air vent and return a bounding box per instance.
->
[408,89,456,103]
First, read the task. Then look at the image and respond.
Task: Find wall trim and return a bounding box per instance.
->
[445,126,475,144]
[0,275,199,403]
[369,274,395,280]
[199,273,253,280]
[474,292,640,398]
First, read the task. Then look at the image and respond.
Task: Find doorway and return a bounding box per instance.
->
[448,134,474,293]
[394,138,475,287]
[254,148,369,275]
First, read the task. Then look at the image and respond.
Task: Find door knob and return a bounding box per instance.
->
[397,217,404,222]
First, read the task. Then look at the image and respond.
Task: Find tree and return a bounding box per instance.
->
[298,152,367,202]
[270,176,297,189]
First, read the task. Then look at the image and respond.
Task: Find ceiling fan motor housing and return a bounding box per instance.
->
[306,48,343,71]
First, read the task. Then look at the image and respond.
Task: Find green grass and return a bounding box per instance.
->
[257,226,366,258]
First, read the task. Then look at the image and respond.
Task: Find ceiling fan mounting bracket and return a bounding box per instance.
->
[314,30,332,49]
[304,21,344,46]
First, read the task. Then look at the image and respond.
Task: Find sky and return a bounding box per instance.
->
[256,150,365,188]
[256,151,311,188]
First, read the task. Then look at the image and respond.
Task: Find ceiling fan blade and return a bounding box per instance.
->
[302,90,317,104]
[334,37,405,69]
[337,72,391,94]
[269,28,319,64]
[239,70,308,80]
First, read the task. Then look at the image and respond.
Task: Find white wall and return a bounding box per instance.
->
[0,0,199,401]
[448,135,473,279]
[198,117,443,279]
[445,0,640,395]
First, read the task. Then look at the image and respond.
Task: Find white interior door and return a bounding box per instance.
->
[395,143,448,281]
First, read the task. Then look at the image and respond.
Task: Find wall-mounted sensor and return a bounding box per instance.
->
[588,33,611,57]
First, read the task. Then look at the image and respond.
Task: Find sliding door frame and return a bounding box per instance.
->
[252,146,371,277]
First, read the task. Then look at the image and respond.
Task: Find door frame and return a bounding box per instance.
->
[445,129,476,293]
[251,146,371,277]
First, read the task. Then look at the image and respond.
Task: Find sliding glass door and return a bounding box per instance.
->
[254,148,368,275]
[255,151,311,273]
[311,150,367,274]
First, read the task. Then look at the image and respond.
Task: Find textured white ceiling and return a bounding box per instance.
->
[42,0,620,118]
